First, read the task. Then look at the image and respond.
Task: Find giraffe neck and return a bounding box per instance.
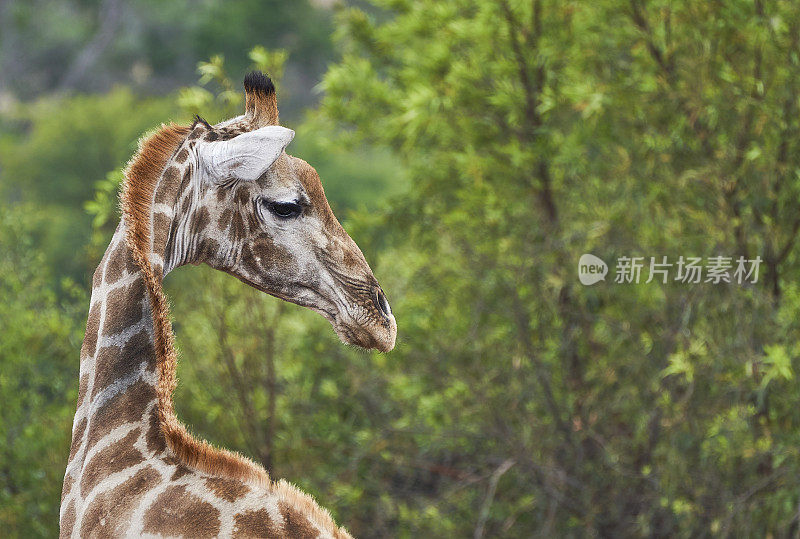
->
[63,148,243,498]
[63,220,162,505]
[71,156,193,451]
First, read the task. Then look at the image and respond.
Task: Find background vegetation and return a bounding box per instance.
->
[2,0,800,536]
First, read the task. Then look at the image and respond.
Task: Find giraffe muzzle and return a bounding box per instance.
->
[331,285,396,353]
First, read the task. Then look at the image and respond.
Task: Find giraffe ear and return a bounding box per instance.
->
[197,125,295,183]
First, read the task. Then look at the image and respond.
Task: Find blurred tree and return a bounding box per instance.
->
[0,205,85,537]
[314,0,800,536]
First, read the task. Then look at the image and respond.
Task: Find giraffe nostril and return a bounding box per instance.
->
[374,289,392,318]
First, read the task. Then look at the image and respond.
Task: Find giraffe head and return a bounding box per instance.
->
[161,72,396,352]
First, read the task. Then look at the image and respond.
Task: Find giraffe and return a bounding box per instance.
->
[60,71,397,538]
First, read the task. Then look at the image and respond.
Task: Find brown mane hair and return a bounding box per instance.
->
[119,122,347,537]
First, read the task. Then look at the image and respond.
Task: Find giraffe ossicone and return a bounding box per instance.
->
[60,71,396,538]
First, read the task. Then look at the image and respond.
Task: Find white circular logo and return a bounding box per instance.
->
[578,254,608,285]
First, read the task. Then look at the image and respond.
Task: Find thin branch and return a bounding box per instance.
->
[627,0,713,149]
[474,459,515,539]
[262,303,281,472]
[776,216,800,265]
[510,290,576,450]
[499,0,558,224]
[629,0,674,80]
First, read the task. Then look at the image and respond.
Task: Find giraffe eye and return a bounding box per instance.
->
[264,200,302,219]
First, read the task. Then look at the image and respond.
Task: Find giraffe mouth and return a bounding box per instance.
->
[329,291,397,353]
[231,272,396,352]
[231,273,337,319]
[333,318,396,353]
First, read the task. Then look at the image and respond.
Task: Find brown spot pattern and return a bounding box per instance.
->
[61,473,74,502]
[234,187,251,207]
[232,211,246,239]
[151,212,172,259]
[241,238,294,277]
[80,428,144,495]
[142,485,221,538]
[341,248,362,270]
[279,501,320,539]
[76,371,89,408]
[157,454,192,481]
[232,508,281,538]
[60,498,76,537]
[170,463,193,481]
[193,206,211,235]
[246,209,260,232]
[81,302,101,359]
[105,241,138,285]
[103,278,146,336]
[175,148,189,164]
[92,261,105,289]
[145,406,166,453]
[204,476,250,503]
[91,329,155,399]
[79,465,161,538]
[154,165,182,207]
[219,208,233,232]
[68,417,87,463]
[197,238,221,264]
[218,129,239,141]
[86,379,155,450]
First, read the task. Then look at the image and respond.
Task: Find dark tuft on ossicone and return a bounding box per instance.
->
[242,71,279,126]
[243,71,275,96]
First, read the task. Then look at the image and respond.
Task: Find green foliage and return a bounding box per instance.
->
[311,0,800,536]
[84,170,126,260]
[0,205,85,537]
[0,88,175,205]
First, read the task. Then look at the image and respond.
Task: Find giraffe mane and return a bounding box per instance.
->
[119,123,349,537]
[121,123,191,263]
